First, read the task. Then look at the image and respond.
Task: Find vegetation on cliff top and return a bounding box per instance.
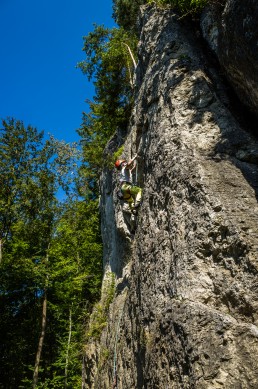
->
[113,0,214,32]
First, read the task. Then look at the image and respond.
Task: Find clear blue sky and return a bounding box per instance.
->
[0,0,115,143]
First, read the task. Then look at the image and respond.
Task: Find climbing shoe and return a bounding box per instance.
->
[132,202,141,212]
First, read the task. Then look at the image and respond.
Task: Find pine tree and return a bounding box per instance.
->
[0,118,84,388]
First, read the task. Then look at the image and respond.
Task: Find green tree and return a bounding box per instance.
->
[0,118,78,262]
[0,118,44,262]
[37,199,103,388]
[0,118,81,388]
[77,26,137,192]
[113,0,146,32]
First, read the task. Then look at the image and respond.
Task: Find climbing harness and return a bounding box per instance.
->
[117,187,133,203]
[121,185,133,200]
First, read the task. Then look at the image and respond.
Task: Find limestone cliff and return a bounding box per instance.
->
[201,0,258,120]
[83,4,258,388]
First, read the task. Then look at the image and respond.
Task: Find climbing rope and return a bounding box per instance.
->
[135,158,138,186]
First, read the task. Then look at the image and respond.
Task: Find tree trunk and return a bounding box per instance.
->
[122,42,137,69]
[33,289,47,388]
[64,306,72,389]
[81,356,87,389]
[33,247,50,388]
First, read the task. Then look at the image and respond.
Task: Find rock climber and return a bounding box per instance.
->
[114,154,142,213]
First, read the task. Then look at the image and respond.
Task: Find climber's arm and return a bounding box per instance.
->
[126,154,138,169]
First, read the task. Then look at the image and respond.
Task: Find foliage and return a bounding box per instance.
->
[78,25,137,84]
[147,0,209,12]
[50,199,102,303]
[85,273,115,340]
[0,118,78,258]
[113,145,125,162]
[77,26,137,194]
[113,0,213,31]
[0,118,102,389]
[112,0,146,33]
[105,145,125,170]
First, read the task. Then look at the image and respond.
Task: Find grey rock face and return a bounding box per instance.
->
[85,4,258,389]
[201,0,258,119]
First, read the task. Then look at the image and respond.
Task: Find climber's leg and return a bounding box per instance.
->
[130,185,142,208]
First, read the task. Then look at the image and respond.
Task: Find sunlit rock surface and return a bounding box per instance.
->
[84,4,258,388]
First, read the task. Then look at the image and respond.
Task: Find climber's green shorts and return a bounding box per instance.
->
[121,183,142,208]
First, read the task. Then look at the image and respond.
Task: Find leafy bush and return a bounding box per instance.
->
[85,272,115,340]
[113,0,146,33]
[147,0,209,13]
